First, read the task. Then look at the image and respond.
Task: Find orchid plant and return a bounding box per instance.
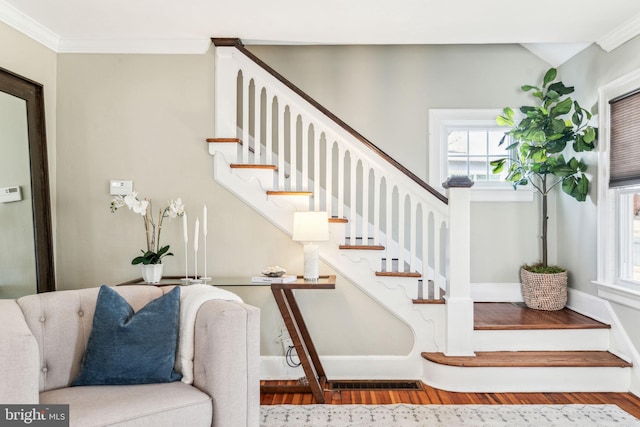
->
[110,192,185,265]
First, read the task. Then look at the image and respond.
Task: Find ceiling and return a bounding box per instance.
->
[2,0,640,65]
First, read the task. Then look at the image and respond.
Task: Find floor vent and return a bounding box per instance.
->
[328,380,423,391]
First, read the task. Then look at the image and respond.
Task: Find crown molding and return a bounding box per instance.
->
[597,13,640,52]
[0,0,59,51]
[57,38,212,54]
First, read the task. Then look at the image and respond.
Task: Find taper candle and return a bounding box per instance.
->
[182,212,188,243]
[194,218,199,252]
[203,204,207,236]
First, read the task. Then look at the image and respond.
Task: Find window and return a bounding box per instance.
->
[618,190,640,283]
[429,109,533,202]
[446,127,510,182]
[596,67,640,306]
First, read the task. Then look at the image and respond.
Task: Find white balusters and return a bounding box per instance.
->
[242,77,250,163]
[265,90,273,165]
[220,45,464,304]
[349,155,357,244]
[361,162,370,245]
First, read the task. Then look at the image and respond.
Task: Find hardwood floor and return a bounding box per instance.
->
[260,380,640,418]
[474,302,610,330]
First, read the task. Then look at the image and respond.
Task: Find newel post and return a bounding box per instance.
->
[213,45,239,139]
[443,176,475,356]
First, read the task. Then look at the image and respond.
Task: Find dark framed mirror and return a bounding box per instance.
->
[0,66,55,294]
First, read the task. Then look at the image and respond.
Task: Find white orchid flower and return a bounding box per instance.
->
[123,192,148,216]
[167,198,185,218]
[132,199,149,215]
[109,196,126,213]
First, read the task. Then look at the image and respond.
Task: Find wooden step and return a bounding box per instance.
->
[266,191,313,196]
[375,271,421,278]
[206,138,241,143]
[421,351,632,368]
[474,302,610,331]
[230,164,277,170]
[329,217,348,223]
[339,245,385,250]
[412,298,445,305]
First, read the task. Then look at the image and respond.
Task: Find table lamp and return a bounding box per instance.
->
[292,211,329,281]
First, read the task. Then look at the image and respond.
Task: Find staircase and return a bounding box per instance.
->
[209,38,633,392]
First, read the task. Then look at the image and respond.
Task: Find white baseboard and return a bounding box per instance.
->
[260,355,422,381]
[567,287,640,396]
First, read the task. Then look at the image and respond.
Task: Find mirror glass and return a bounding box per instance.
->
[0,67,55,296]
[0,92,37,298]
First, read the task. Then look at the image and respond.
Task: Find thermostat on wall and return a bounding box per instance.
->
[0,186,22,203]
[110,180,133,196]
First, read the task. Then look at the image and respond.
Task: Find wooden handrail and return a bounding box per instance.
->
[211,38,448,205]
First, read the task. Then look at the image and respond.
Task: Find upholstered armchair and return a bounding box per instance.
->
[0,285,260,427]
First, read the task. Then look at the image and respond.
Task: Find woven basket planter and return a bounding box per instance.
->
[520,268,567,311]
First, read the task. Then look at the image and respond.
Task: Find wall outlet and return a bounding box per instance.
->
[282,338,294,356]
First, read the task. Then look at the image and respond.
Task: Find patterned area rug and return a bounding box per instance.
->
[260,404,640,426]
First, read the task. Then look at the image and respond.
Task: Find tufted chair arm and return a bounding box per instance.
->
[193,299,260,427]
[0,300,39,403]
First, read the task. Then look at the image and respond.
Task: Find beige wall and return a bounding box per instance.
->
[248,44,550,283]
[558,37,640,295]
[557,37,640,353]
[54,49,412,356]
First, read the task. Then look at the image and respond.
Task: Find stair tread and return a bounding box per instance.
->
[206,138,241,143]
[230,163,277,170]
[339,245,385,250]
[329,217,349,223]
[375,271,421,278]
[266,191,313,196]
[421,351,632,368]
[474,302,610,331]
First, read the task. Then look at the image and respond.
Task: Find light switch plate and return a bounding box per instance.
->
[110,180,133,196]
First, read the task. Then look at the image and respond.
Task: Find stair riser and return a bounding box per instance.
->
[474,329,610,352]
[230,168,275,191]
[422,360,631,392]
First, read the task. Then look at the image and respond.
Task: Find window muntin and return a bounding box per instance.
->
[445,125,511,184]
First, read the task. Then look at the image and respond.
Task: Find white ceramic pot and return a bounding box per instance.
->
[141,264,163,284]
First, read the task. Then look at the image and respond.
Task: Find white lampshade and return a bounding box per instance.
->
[292,211,329,242]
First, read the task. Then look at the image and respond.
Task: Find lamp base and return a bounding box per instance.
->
[303,243,319,281]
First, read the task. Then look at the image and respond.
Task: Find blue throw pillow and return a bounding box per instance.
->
[72,285,182,386]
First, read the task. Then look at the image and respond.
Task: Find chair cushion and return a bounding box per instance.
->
[40,381,212,427]
[72,285,181,386]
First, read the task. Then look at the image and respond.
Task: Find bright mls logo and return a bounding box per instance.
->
[0,405,68,426]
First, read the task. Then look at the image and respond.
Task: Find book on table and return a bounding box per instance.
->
[251,275,297,284]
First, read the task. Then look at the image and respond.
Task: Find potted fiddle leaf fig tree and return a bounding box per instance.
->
[491,68,597,311]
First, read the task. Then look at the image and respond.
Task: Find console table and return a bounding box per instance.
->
[119,274,336,403]
[261,275,335,403]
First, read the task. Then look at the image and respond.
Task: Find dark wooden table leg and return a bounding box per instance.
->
[271,287,326,403]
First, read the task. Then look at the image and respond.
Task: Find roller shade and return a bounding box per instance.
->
[610,89,640,188]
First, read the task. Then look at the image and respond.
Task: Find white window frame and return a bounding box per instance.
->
[595,67,640,308]
[429,109,533,202]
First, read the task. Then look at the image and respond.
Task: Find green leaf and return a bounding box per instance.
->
[548,81,574,95]
[521,85,539,92]
[505,141,520,150]
[533,91,544,100]
[532,130,547,142]
[543,68,557,87]
[584,127,596,144]
[550,98,573,117]
[546,90,560,101]
[496,116,511,127]
[491,158,506,174]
